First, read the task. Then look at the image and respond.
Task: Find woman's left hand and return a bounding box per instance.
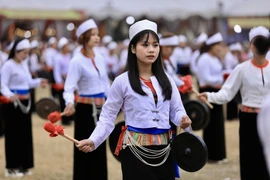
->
[180,115,192,129]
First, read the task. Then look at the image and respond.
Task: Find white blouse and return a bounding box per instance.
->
[171,46,192,66]
[53,53,71,84]
[1,59,41,98]
[206,60,270,108]
[196,53,224,87]
[164,59,184,87]
[257,92,270,174]
[41,47,57,68]
[89,72,187,149]
[63,51,110,105]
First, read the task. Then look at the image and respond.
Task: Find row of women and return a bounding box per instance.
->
[1,17,270,180]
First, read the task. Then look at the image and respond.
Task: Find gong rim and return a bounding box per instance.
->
[35,97,60,120]
[172,132,208,172]
[184,100,210,131]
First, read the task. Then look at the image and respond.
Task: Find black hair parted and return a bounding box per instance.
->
[126,30,172,101]
[8,38,25,60]
[252,36,270,55]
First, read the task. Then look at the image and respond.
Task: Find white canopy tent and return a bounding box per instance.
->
[0,0,269,20]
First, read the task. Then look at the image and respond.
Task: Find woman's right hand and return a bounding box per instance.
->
[76,139,95,153]
[9,96,16,103]
[64,102,75,116]
[196,92,208,102]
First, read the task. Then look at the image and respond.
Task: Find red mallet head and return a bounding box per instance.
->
[44,122,59,137]
[178,75,193,94]
[47,111,62,123]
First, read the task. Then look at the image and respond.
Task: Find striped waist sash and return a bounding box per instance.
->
[239,105,260,113]
[75,93,105,106]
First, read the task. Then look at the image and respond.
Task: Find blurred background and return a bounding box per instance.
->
[0,0,269,44]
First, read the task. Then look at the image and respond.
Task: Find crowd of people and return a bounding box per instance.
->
[0,18,270,180]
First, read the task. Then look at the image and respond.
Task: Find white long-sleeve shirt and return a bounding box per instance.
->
[171,46,192,66]
[27,53,42,73]
[223,51,239,72]
[266,51,270,60]
[53,53,71,84]
[257,92,270,174]
[1,59,42,98]
[206,60,270,108]
[196,53,224,87]
[190,50,200,75]
[63,51,110,105]
[119,48,128,70]
[164,59,184,87]
[89,72,187,149]
[41,47,57,68]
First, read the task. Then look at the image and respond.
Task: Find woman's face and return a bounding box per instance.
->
[210,43,222,56]
[62,43,70,53]
[161,46,175,59]
[15,49,30,62]
[87,28,100,48]
[132,33,160,66]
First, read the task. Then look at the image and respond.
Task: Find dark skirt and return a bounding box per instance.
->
[200,87,226,161]
[30,88,36,113]
[2,100,34,169]
[239,111,269,180]
[0,104,4,137]
[177,65,191,76]
[226,99,238,120]
[73,103,108,180]
[121,145,175,180]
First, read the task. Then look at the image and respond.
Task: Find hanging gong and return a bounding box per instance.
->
[36,97,60,120]
[184,100,210,131]
[172,132,208,172]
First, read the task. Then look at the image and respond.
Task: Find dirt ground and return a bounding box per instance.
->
[0,87,241,180]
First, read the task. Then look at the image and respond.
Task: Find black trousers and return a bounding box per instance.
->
[121,145,175,180]
[239,111,269,180]
[2,100,34,169]
[200,87,226,161]
[73,103,108,180]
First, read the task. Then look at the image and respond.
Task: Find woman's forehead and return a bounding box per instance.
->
[140,33,158,42]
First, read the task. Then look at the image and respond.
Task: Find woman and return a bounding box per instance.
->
[63,19,111,180]
[76,19,191,180]
[1,38,47,177]
[196,32,227,163]
[198,26,270,180]
[53,37,73,125]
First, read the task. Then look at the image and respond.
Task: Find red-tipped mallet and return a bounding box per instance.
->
[179,75,213,109]
[43,122,79,145]
[47,111,67,123]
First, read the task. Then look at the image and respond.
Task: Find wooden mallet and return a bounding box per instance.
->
[43,122,79,145]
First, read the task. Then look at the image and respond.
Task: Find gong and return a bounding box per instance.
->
[36,97,60,120]
[172,132,208,172]
[184,100,210,131]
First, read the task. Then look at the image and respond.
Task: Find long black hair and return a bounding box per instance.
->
[126,30,172,101]
[252,36,270,55]
[8,38,25,60]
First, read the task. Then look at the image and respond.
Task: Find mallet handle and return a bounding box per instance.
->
[60,134,80,145]
[191,88,214,109]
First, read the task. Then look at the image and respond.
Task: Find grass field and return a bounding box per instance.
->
[0,87,241,180]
